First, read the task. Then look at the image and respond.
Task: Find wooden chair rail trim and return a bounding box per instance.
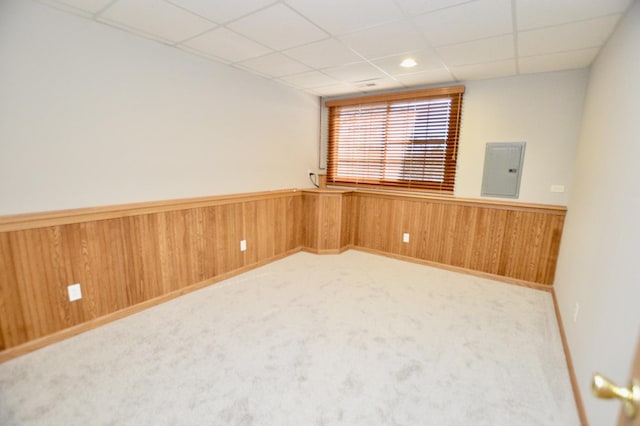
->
[302,188,566,214]
[0,188,566,233]
[0,189,302,232]
[352,189,567,215]
[300,189,353,197]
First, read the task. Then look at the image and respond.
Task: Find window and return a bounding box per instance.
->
[326,85,464,193]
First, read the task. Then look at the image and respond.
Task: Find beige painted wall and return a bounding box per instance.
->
[554,1,640,424]
[324,70,588,205]
[0,0,320,215]
[2,1,636,423]
[456,70,588,205]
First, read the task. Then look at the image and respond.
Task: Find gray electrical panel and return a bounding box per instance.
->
[481,142,526,199]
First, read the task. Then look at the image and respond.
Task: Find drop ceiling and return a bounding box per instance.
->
[40,0,633,97]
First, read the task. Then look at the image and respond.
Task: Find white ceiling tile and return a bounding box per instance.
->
[322,62,388,83]
[280,71,339,88]
[283,39,363,69]
[372,50,446,76]
[231,64,272,79]
[354,78,404,92]
[39,0,624,95]
[166,0,277,24]
[178,45,232,64]
[285,0,403,35]
[450,59,517,80]
[516,0,632,31]
[46,0,113,14]
[228,4,327,50]
[519,48,599,74]
[182,27,272,62]
[518,15,621,57]
[413,0,513,47]
[395,0,475,16]
[395,69,456,87]
[238,52,311,77]
[437,35,514,67]
[310,83,360,97]
[339,20,426,59]
[98,0,215,43]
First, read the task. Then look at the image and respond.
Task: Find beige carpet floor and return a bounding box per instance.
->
[0,250,579,425]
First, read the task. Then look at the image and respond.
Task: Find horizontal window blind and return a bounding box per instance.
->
[326,85,464,193]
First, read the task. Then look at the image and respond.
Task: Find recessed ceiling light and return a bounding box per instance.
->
[400,58,417,68]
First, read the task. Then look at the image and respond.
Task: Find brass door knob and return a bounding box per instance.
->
[592,373,640,419]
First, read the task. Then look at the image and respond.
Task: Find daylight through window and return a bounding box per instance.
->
[326,85,465,193]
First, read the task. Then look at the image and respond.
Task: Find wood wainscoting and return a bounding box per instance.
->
[350,191,566,286]
[0,190,303,355]
[301,189,353,254]
[0,188,566,360]
[298,189,565,286]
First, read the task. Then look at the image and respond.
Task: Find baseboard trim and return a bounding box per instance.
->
[0,245,563,365]
[350,246,553,292]
[0,248,301,364]
[300,245,353,255]
[551,289,589,425]
[350,246,588,423]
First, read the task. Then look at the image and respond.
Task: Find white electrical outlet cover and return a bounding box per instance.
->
[402,233,410,243]
[68,283,82,302]
[240,240,247,251]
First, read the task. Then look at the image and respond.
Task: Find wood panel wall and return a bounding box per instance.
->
[301,190,351,254]
[0,188,566,359]
[352,191,566,285]
[0,190,302,353]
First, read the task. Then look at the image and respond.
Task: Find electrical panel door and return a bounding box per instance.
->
[481,142,526,199]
